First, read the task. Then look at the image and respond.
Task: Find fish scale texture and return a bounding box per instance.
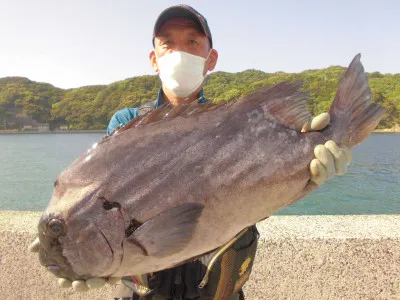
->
[1,211,400,300]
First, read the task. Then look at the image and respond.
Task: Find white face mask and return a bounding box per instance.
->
[156,51,210,98]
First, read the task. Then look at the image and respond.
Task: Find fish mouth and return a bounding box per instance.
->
[38,215,77,280]
[38,213,115,281]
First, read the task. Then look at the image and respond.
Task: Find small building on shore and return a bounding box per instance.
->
[59,124,69,131]
[22,125,34,131]
[36,123,50,132]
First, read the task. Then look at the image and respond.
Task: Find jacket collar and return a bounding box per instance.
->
[155,88,207,108]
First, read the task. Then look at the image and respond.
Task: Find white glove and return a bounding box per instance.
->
[310,141,352,186]
[301,112,331,133]
[302,113,353,186]
[28,237,120,292]
[57,277,120,292]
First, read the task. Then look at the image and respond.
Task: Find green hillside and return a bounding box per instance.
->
[0,67,399,131]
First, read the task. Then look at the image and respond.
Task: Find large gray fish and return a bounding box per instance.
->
[37,54,385,281]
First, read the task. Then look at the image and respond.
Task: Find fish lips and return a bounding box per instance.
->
[38,213,115,280]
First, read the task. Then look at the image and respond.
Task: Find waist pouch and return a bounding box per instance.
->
[126,226,259,300]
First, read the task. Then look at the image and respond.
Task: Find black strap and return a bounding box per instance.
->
[173,266,183,300]
[238,289,245,300]
[131,294,141,300]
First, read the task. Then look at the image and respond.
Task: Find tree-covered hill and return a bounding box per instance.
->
[0,66,399,131]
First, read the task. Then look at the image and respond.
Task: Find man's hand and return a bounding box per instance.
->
[302,113,352,186]
[28,237,120,292]
[56,277,120,292]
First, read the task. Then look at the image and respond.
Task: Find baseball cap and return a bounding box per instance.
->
[153,5,213,48]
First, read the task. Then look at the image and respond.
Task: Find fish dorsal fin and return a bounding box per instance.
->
[107,103,171,136]
[107,81,310,137]
[125,203,204,257]
[108,98,224,137]
[240,81,312,131]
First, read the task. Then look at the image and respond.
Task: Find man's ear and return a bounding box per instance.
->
[207,49,218,72]
[149,49,158,73]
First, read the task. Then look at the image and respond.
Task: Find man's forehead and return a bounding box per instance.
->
[156,17,204,35]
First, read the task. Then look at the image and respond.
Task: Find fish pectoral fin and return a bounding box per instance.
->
[126,203,204,257]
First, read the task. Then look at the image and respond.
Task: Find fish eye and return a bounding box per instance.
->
[47,219,65,236]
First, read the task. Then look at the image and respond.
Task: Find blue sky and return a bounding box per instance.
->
[0,0,398,89]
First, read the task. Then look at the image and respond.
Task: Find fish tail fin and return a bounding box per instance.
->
[328,54,386,148]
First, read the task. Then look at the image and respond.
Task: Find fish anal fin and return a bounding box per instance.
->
[126,203,204,257]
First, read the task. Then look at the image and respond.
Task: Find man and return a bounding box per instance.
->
[29,4,351,299]
[109,7,258,299]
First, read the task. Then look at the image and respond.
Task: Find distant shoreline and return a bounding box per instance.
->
[0,127,399,135]
[0,129,105,135]
[372,125,400,133]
